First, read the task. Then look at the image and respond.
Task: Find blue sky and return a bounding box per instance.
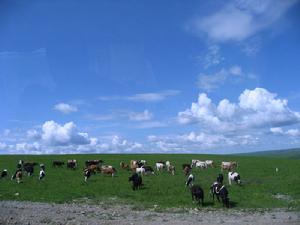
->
[1,0,300,154]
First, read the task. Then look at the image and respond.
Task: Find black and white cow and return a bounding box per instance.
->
[185,173,194,187]
[228,171,241,185]
[218,185,230,208]
[190,185,204,206]
[84,168,91,182]
[128,173,143,190]
[38,164,45,180]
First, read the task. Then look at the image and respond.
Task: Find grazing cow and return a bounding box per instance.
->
[190,185,204,206]
[155,162,164,171]
[191,159,199,167]
[182,164,191,170]
[52,160,65,167]
[217,173,224,184]
[87,165,101,173]
[185,173,194,187]
[183,166,191,176]
[130,160,138,170]
[228,171,241,185]
[210,181,221,202]
[136,167,145,175]
[23,162,38,168]
[143,166,154,175]
[221,161,237,171]
[67,160,77,169]
[168,165,175,175]
[23,164,34,176]
[1,169,8,178]
[205,160,214,168]
[85,160,103,167]
[120,161,129,170]
[195,161,207,169]
[101,167,116,177]
[84,168,92,182]
[39,167,46,180]
[165,161,171,171]
[128,173,143,190]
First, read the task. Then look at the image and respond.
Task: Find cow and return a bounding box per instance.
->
[182,164,191,170]
[23,164,34,176]
[136,167,145,175]
[52,160,65,167]
[0,169,8,178]
[210,181,221,202]
[217,173,224,184]
[67,160,77,169]
[120,161,129,170]
[205,160,214,168]
[143,166,154,175]
[168,165,175,175]
[185,173,194,187]
[87,165,101,174]
[183,166,191,176]
[190,185,204,206]
[217,185,230,208]
[39,164,45,180]
[165,161,171,171]
[128,173,143,190]
[155,162,164,171]
[83,168,92,182]
[85,160,103,167]
[11,169,22,183]
[221,161,238,171]
[195,161,207,169]
[130,160,138,170]
[23,162,38,168]
[101,167,116,177]
[228,171,241,185]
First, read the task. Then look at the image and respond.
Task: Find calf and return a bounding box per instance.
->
[128,173,143,190]
[190,185,204,206]
[101,167,116,177]
[228,171,241,185]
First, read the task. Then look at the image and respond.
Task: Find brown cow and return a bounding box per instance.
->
[16,171,22,183]
[120,161,129,170]
[130,160,138,170]
[183,166,191,176]
[87,165,101,173]
[101,167,116,177]
[221,161,238,171]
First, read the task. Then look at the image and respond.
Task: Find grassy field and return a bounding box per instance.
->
[0,154,299,210]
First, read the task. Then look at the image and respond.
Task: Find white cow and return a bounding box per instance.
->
[136,167,145,175]
[165,161,171,171]
[228,171,241,185]
[155,163,164,171]
[195,161,207,169]
[205,160,214,167]
[191,159,200,167]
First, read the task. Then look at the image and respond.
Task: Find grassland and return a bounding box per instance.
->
[0,154,299,210]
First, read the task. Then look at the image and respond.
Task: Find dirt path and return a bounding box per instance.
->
[0,201,299,225]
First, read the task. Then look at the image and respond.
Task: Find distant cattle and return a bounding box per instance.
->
[39,167,45,180]
[0,169,8,178]
[52,160,65,167]
[228,171,241,185]
[87,165,101,173]
[195,161,207,169]
[128,173,143,190]
[190,185,204,206]
[11,169,22,183]
[83,168,92,182]
[165,161,171,171]
[23,162,38,168]
[120,161,129,170]
[23,164,34,176]
[182,164,191,170]
[101,167,116,177]
[67,160,77,169]
[85,160,103,167]
[168,165,175,175]
[155,162,164,171]
[221,161,237,171]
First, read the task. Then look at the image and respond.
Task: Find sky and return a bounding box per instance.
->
[1,0,300,154]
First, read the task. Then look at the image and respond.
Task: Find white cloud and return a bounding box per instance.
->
[0,142,7,150]
[54,103,78,114]
[98,90,180,102]
[190,0,297,42]
[197,65,252,92]
[128,110,153,121]
[41,121,91,146]
[271,127,300,137]
[201,45,224,69]
[270,127,284,135]
[178,88,300,132]
[27,129,41,140]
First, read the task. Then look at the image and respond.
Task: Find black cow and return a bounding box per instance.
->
[128,173,143,190]
[190,185,204,206]
[85,160,103,167]
[219,185,230,208]
[1,170,8,178]
[23,165,34,176]
[52,160,65,167]
[217,173,224,184]
[211,183,229,208]
[143,166,154,175]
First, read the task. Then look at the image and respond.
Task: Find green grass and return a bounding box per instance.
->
[0,154,299,210]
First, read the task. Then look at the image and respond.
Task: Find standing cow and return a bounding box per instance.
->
[228,171,241,185]
[128,173,143,190]
[190,185,204,206]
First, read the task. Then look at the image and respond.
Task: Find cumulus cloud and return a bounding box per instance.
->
[197,65,253,92]
[178,88,300,132]
[41,121,91,146]
[54,103,78,114]
[189,0,297,42]
[27,129,41,140]
[128,110,153,121]
[271,127,300,137]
